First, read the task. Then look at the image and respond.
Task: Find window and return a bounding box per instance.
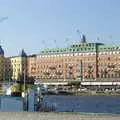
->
[108,57,110,60]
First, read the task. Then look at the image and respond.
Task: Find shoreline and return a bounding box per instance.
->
[0,112,120,120]
[45,92,120,96]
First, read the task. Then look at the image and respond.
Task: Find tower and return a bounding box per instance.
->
[10,49,27,81]
[81,35,87,43]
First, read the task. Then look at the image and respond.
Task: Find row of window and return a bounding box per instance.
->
[98,51,120,55]
[98,63,120,66]
[98,57,120,61]
[41,47,96,54]
[38,52,97,58]
[98,74,120,78]
[35,59,96,64]
[39,51,120,58]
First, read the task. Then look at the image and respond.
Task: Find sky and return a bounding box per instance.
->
[0,0,120,57]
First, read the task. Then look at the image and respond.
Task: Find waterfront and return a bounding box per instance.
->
[42,95,120,114]
[0,112,120,120]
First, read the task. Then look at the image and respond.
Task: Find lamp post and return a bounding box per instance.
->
[9,72,11,86]
[24,69,26,94]
[80,60,83,81]
[68,64,73,81]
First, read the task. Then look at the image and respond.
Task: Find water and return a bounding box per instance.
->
[0,96,24,111]
[41,95,120,114]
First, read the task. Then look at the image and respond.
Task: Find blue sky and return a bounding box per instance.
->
[0,0,120,56]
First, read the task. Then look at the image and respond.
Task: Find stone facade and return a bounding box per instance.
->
[5,49,27,81]
[2,36,120,82]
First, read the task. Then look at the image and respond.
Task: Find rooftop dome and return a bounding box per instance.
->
[19,49,27,57]
[0,45,4,54]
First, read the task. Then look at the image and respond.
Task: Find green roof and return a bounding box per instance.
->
[39,42,120,55]
[98,44,120,51]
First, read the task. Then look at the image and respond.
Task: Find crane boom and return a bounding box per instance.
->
[0,17,8,23]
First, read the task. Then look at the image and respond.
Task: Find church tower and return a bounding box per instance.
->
[19,49,27,77]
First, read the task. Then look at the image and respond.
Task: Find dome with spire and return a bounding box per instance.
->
[0,45,4,54]
[19,49,27,57]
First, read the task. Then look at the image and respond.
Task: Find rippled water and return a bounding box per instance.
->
[42,95,120,114]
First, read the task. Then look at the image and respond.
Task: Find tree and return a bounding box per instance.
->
[68,81,81,89]
[16,75,35,84]
[15,75,35,92]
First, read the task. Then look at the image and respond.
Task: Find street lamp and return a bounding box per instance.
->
[80,60,83,81]
[24,69,26,94]
[68,64,73,80]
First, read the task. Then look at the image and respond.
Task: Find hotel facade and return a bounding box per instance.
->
[1,35,120,82]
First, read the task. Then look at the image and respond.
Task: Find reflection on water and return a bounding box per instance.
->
[41,95,120,114]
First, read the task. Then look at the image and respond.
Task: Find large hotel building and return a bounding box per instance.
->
[0,35,120,83]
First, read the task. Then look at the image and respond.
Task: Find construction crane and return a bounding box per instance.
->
[0,17,8,23]
[42,40,46,48]
[65,38,69,46]
[76,29,82,42]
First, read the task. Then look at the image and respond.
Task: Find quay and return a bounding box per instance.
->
[0,112,120,120]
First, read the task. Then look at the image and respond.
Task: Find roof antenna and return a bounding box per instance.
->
[65,38,69,47]
[53,40,57,48]
[76,29,82,42]
[96,37,100,43]
[42,40,47,48]
[81,34,87,43]
[76,29,87,43]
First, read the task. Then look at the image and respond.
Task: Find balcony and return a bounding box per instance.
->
[68,64,73,69]
[43,71,50,75]
[49,65,56,70]
[55,71,62,75]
